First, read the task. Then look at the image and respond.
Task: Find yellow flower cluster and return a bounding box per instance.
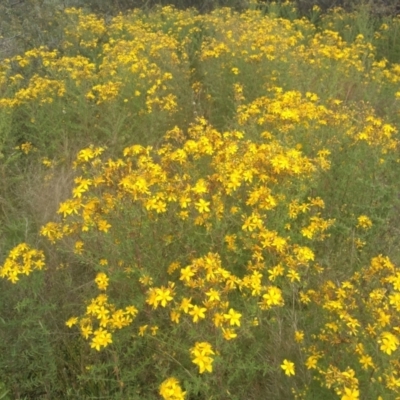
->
[0,243,45,283]
[95,272,109,290]
[190,342,214,374]
[19,94,399,397]
[66,293,138,350]
[0,8,185,112]
[357,215,372,229]
[299,255,400,397]
[159,377,186,400]
[37,117,326,346]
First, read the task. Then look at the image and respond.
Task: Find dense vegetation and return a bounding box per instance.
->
[1,1,400,399]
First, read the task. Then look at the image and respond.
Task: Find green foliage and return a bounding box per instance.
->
[0,381,10,400]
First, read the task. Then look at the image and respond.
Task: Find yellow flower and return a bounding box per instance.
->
[341,387,359,400]
[259,286,284,309]
[138,325,148,336]
[155,287,174,307]
[159,377,186,400]
[19,142,35,154]
[125,305,138,316]
[96,305,109,320]
[294,330,304,343]
[146,288,159,309]
[357,215,372,229]
[213,312,224,327]
[74,240,84,254]
[180,298,193,313]
[139,275,153,286]
[268,264,284,281]
[306,355,318,369]
[170,310,181,324]
[359,354,374,370]
[191,352,213,374]
[195,199,210,213]
[97,219,111,232]
[281,359,295,376]
[95,272,109,291]
[66,317,78,328]
[190,342,214,374]
[287,269,300,282]
[90,328,112,351]
[192,179,208,194]
[80,325,93,339]
[205,289,220,302]
[151,326,159,336]
[223,308,241,327]
[378,331,399,355]
[222,328,237,340]
[188,305,207,323]
[180,266,195,282]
